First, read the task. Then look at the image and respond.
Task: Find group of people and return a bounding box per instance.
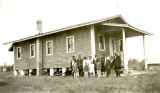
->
[70,53,122,78]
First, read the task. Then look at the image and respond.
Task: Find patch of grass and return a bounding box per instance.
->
[137,71,160,93]
[0,71,160,93]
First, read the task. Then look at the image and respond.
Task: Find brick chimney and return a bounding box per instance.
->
[36,20,42,34]
[36,20,43,76]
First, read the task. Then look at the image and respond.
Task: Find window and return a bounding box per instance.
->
[46,40,53,55]
[17,47,21,59]
[30,44,35,58]
[66,36,74,53]
[98,34,105,51]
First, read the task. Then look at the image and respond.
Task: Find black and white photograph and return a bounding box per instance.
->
[0,0,160,93]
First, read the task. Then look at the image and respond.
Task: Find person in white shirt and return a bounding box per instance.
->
[88,56,95,77]
[71,56,76,76]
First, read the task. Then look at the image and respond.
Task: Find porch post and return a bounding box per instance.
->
[122,28,128,75]
[143,35,148,70]
[91,25,96,58]
[13,45,17,76]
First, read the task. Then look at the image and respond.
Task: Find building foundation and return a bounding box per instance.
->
[50,68,55,76]
[29,69,33,76]
[62,68,66,76]
[20,70,25,76]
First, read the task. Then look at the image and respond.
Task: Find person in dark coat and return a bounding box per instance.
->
[105,57,111,77]
[101,54,106,77]
[112,53,121,77]
[93,54,98,76]
[77,55,83,77]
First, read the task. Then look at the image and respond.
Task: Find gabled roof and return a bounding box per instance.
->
[4,14,152,46]
[102,23,152,35]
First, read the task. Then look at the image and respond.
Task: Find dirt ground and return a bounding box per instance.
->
[0,71,159,93]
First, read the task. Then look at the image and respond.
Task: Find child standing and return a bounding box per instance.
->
[83,62,89,78]
[89,63,95,77]
[73,61,78,78]
[89,56,95,77]
[96,58,102,78]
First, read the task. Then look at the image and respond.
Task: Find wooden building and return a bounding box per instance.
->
[5,15,152,76]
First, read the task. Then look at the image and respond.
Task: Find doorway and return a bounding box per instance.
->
[109,38,116,56]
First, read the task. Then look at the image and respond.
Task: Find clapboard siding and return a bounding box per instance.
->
[94,26,110,58]
[42,26,91,68]
[14,40,36,70]
[14,26,91,69]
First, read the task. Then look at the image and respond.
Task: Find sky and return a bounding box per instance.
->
[0,0,160,66]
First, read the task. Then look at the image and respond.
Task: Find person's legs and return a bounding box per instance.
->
[82,69,84,76]
[99,70,101,77]
[84,72,88,78]
[106,69,109,77]
[103,72,105,77]
[108,68,111,76]
[94,67,97,77]
[101,68,104,76]
[76,71,79,77]
[106,70,108,77]
[93,72,95,77]
[97,70,99,77]
[117,68,120,77]
[74,72,76,78]
[115,68,118,77]
[80,69,83,77]
[78,67,81,76]
[90,71,95,77]
[79,69,81,77]
[97,70,101,77]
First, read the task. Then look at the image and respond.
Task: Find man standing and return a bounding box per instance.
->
[113,53,121,77]
[101,54,106,77]
[77,55,83,77]
[93,54,98,76]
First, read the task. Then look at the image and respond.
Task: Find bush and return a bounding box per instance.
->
[128,59,145,71]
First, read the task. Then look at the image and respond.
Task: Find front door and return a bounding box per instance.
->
[109,38,116,56]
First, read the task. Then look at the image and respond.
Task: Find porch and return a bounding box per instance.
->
[91,23,151,74]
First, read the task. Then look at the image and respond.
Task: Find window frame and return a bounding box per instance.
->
[66,36,75,53]
[30,44,36,58]
[98,34,105,51]
[17,47,22,59]
[46,40,53,56]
